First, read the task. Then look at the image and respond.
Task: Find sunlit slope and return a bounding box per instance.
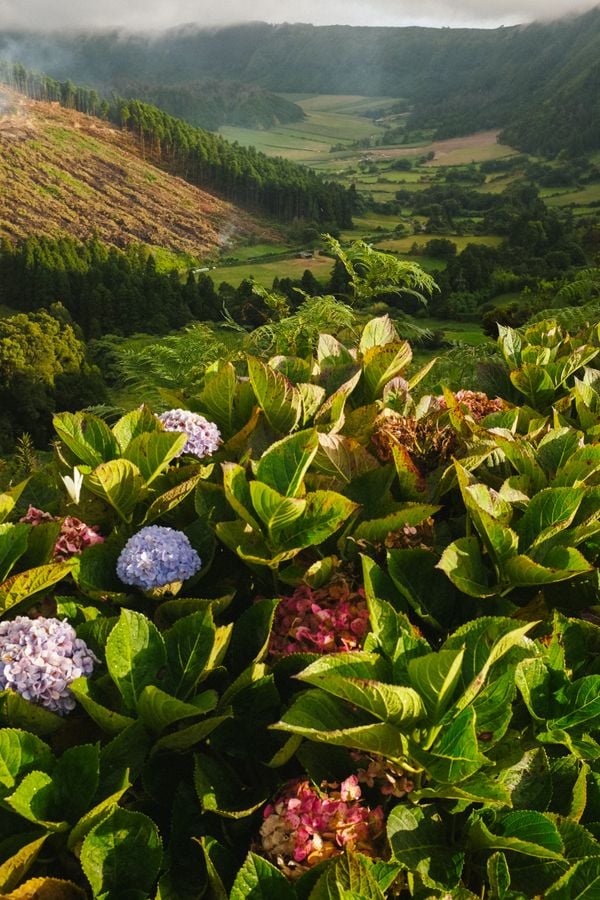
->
[0,88,271,255]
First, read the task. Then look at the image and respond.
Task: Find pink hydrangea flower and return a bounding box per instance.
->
[259,777,384,877]
[352,752,415,798]
[19,506,104,560]
[268,580,369,657]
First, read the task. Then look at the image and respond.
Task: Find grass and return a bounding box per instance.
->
[210,255,334,288]
[544,183,600,207]
[372,234,503,253]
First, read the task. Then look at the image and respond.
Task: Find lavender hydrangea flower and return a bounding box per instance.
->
[116,525,202,592]
[0,616,97,715]
[157,409,221,459]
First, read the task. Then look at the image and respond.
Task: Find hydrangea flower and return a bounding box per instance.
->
[19,506,104,560]
[268,580,369,657]
[116,525,201,592]
[260,777,384,878]
[0,616,97,715]
[157,409,222,459]
[438,390,506,421]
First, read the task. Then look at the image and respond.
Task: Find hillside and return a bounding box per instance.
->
[113,79,305,131]
[3,8,600,154]
[0,86,274,255]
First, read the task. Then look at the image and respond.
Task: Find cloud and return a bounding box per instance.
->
[0,0,598,31]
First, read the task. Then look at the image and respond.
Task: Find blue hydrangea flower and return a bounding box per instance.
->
[0,616,97,715]
[157,409,221,459]
[116,525,202,592]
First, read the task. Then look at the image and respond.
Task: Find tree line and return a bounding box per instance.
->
[0,61,353,228]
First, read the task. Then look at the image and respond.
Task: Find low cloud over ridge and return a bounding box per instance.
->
[1,0,598,31]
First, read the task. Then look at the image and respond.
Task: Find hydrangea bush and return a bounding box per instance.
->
[0,315,598,898]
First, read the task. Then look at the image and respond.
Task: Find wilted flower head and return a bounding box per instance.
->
[19,506,104,560]
[157,409,222,459]
[116,525,201,592]
[352,752,415,799]
[0,616,97,715]
[268,580,369,657]
[438,390,506,422]
[260,777,384,878]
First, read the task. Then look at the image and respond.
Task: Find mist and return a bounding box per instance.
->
[1,0,598,31]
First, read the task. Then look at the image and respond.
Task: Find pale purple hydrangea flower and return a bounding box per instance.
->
[116,525,202,591]
[0,616,97,715]
[157,409,222,459]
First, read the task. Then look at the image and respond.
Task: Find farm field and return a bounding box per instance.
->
[210,253,334,288]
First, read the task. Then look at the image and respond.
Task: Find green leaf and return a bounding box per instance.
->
[359,315,399,353]
[497,748,552,811]
[164,609,216,700]
[437,537,496,598]
[52,744,99,824]
[0,691,64,736]
[413,772,511,806]
[353,503,439,545]
[68,677,135,735]
[151,714,230,753]
[549,675,600,731]
[112,406,161,453]
[250,483,306,540]
[299,382,327,425]
[228,599,279,673]
[67,780,131,852]
[274,491,358,552]
[80,808,162,898]
[308,851,386,899]
[275,689,404,760]
[0,524,29,583]
[255,429,319,497]
[247,356,302,434]
[0,730,54,794]
[387,803,464,890]
[298,668,425,727]
[510,364,556,409]
[314,369,362,432]
[407,648,464,722]
[504,549,592,586]
[137,686,207,734]
[0,561,76,614]
[362,341,412,400]
[546,858,600,899]
[469,810,565,860]
[0,835,49,893]
[411,707,489,783]
[53,412,119,467]
[124,431,187,485]
[230,852,296,900]
[86,459,145,523]
[193,753,267,820]
[387,547,461,629]
[487,852,511,900]
[5,771,68,831]
[222,462,262,532]
[142,473,203,525]
[313,433,378,485]
[105,610,167,711]
[516,487,584,551]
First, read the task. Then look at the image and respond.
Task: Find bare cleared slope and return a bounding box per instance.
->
[0,88,274,255]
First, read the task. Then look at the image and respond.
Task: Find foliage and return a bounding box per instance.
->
[0,314,599,898]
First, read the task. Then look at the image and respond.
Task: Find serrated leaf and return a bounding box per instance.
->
[250,482,306,539]
[309,851,386,899]
[411,707,488,783]
[387,804,464,890]
[105,610,166,711]
[255,429,319,497]
[80,808,162,898]
[0,561,76,614]
[0,836,49,893]
[247,357,302,434]
[229,852,296,900]
[469,810,565,860]
[68,677,135,735]
[0,524,29,583]
[407,648,464,722]
[0,730,54,794]
[53,412,119,467]
[136,686,207,734]
[124,432,188,485]
[86,459,145,522]
[5,771,67,832]
[163,609,216,700]
[313,433,378,484]
[298,670,425,727]
[112,406,161,453]
[67,781,131,852]
[0,691,64,736]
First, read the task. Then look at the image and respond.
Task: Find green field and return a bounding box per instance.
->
[210,254,334,288]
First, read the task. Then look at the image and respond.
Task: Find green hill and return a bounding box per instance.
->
[3,8,600,154]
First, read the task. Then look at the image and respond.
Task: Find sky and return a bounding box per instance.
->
[0,0,598,31]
